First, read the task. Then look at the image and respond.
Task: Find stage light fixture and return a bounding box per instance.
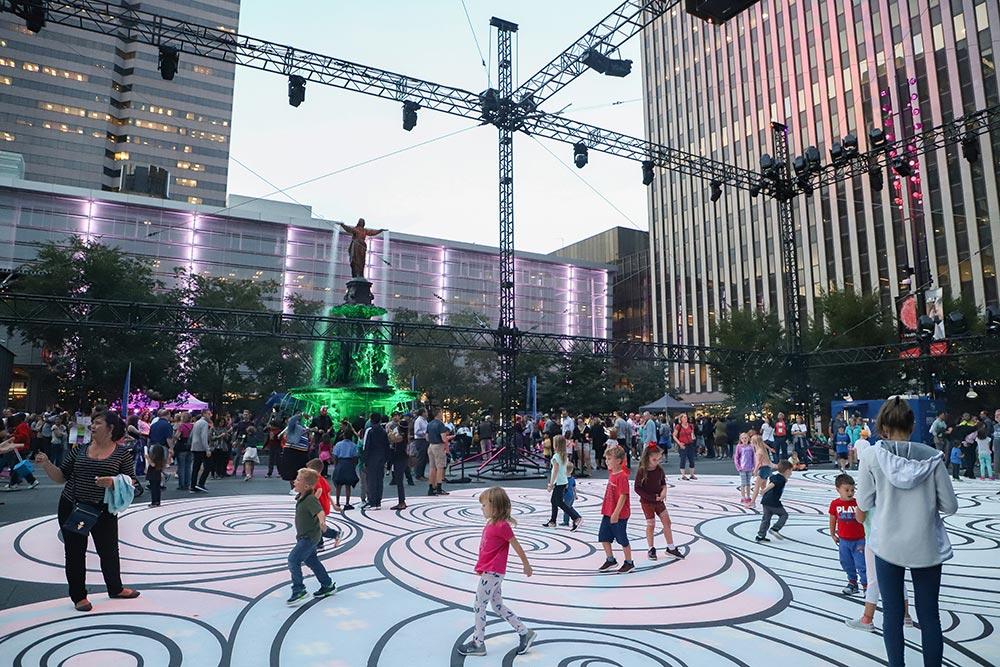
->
[581,49,632,77]
[961,133,980,163]
[842,134,859,157]
[479,88,500,120]
[798,176,814,197]
[868,167,884,192]
[573,142,589,168]
[709,180,722,202]
[829,142,845,166]
[891,157,912,176]
[986,305,1000,335]
[14,0,46,33]
[805,146,822,172]
[158,45,179,81]
[792,155,808,176]
[749,182,761,198]
[945,311,969,337]
[641,160,655,186]
[402,101,419,131]
[916,315,936,342]
[287,75,306,107]
[869,127,886,149]
[759,153,777,180]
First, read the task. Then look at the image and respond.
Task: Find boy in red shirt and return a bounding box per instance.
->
[598,445,634,573]
[307,459,340,549]
[829,473,866,595]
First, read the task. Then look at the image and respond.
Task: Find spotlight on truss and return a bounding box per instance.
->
[961,133,980,163]
[288,75,306,107]
[403,101,420,131]
[158,45,179,81]
[573,142,588,169]
[581,49,632,77]
[709,180,723,202]
[641,160,655,186]
[13,0,46,33]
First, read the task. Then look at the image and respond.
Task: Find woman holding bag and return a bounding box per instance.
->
[33,409,141,612]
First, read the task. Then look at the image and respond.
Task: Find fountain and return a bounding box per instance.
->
[286,275,417,420]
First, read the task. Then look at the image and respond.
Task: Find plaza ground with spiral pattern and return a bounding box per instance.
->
[0,471,997,666]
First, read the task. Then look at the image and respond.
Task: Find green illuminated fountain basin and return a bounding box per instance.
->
[287,302,417,420]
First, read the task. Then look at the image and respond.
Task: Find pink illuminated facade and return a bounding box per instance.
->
[0,179,612,347]
[642,1,1000,395]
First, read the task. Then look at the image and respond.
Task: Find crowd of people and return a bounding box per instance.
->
[0,397,991,666]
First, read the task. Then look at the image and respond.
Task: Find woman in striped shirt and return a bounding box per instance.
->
[34,409,141,612]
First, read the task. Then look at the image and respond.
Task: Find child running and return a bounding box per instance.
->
[457,487,536,657]
[241,443,259,481]
[829,473,867,595]
[544,435,582,530]
[755,460,792,542]
[598,445,634,573]
[286,467,336,606]
[733,432,754,504]
[634,445,685,560]
[749,435,771,506]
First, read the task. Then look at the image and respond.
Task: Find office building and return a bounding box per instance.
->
[642,1,1000,394]
[0,1,240,207]
[552,227,653,343]
[0,175,612,409]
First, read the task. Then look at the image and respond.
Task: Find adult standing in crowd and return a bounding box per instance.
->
[674,413,696,480]
[173,412,193,491]
[477,415,495,454]
[387,412,409,510]
[189,409,212,493]
[426,408,453,496]
[773,413,788,461]
[280,409,311,490]
[264,410,285,478]
[412,408,429,481]
[363,413,389,510]
[713,417,728,460]
[791,415,808,461]
[929,411,950,452]
[856,396,958,667]
[2,412,39,491]
[590,415,608,470]
[32,410,141,612]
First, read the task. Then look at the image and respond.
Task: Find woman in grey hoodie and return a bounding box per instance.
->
[856,396,959,667]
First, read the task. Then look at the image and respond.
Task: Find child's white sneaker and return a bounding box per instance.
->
[845,616,874,632]
[457,641,486,656]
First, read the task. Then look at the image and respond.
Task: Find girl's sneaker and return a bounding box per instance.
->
[648,547,657,560]
[457,641,486,656]
[845,616,874,632]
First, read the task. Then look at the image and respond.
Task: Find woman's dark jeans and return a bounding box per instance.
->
[875,555,943,667]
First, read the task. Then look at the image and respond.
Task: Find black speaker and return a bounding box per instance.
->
[686,0,763,24]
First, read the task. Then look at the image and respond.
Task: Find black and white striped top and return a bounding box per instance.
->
[60,444,135,505]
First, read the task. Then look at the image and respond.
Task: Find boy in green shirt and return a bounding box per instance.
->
[287,467,336,606]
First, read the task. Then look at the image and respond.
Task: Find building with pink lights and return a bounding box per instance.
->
[0,176,612,409]
[642,1,1000,397]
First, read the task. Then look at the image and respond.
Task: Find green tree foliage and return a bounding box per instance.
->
[7,236,182,407]
[532,341,614,415]
[928,293,1000,409]
[803,288,899,403]
[711,308,789,415]
[389,308,499,414]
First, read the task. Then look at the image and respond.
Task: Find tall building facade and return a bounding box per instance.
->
[642,1,1000,395]
[0,1,240,206]
[552,227,653,343]
[0,176,612,409]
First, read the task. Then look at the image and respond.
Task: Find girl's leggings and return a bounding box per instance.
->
[473,572,526,644]
[549,484,580,523]
[978,453,993,478]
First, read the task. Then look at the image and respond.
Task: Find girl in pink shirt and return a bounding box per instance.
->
[458,487,536,657]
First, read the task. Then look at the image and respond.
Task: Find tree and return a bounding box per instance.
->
[6,236,182,407]
[711,308,790,415]
[803,288,899,405]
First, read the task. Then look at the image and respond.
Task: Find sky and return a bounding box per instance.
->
[227,1,647,254]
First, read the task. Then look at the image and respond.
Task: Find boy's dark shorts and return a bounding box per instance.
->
[598,515,630,547]
[837,450,849,460]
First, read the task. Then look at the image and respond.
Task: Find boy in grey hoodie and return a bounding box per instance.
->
[855,397,958,667]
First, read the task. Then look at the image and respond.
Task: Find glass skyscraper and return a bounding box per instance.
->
[642,0,999,395]
[0,1,240,206]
